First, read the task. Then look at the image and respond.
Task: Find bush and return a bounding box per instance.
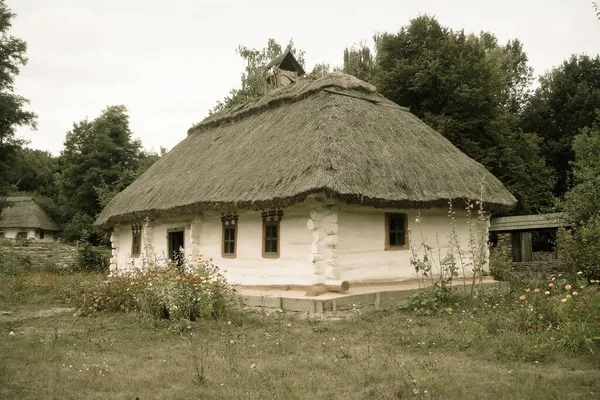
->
[557,219,600,281]
[77,257,238,321]
[62,213,109,245]
[489,247,514,282]
[76,243,109,272]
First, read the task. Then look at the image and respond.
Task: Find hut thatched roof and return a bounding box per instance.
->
[0,197,61,231]
[96,73,516,228]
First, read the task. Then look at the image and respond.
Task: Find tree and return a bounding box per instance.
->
[0,1,36,211]
[370,15,553,213]
[8,148,59,197]
[59,105,143,218]
[521,55,600,196]
[342,42,377,83]
[210,39,306,114]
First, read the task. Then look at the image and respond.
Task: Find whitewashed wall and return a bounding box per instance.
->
[110,204,314,285]
[0,228,51,240]
[109,199,489,286]
[337,205,486,283]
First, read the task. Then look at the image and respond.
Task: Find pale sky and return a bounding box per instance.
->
[9,0,600,155]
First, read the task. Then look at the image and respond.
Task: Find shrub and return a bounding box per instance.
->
[557,219,600,281]
[77,256,238,321]
[75,243,110,272]
[489,247,514,282]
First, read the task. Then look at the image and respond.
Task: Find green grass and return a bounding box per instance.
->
[0,272,599,399]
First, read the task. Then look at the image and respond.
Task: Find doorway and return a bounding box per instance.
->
[167,228,185,266]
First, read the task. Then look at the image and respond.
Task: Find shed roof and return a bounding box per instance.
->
[490,212,568,232]
[0,197,61,231]
[265,49,305,76]
[96,72,516,228]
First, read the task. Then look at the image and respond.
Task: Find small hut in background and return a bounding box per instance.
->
[490,213,568,262]
[0,197,61,241]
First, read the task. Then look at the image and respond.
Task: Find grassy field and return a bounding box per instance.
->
[0,271,599,400]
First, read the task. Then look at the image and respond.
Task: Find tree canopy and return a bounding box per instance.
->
[347,15,555,214]
[521,54,600,196]
[0,1,36,211]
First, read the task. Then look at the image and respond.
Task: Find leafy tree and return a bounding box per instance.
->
[557,117,600,280]
[521,55,600,196]
[563,116,600,224]
[59,105,142,218]
[342,42,377,83]
[0,1,36,211]
[211,39,306,114]
[370,15,553,213]
[8,148,59,197]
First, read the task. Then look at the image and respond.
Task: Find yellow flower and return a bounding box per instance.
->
[533,288,540,293]
[565,284,572,291]
[519,295,527,301]
[572,291,579,296]
[544,291,551,295]
[548,283,554,288]
[561,298,567,303]
[525,288,531,293]
[566,294,572,299]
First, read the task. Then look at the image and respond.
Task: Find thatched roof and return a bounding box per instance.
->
[96,72,516,228]
[0,197,60,231]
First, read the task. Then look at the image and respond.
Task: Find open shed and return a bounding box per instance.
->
[490,213,568,262]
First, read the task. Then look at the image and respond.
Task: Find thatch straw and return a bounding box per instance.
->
[96,73,516,228]
[0,197,60,231]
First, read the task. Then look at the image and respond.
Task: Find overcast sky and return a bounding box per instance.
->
[9,0,600,155]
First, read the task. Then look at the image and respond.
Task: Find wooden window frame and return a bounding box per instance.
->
[262,220,280,259]
[385,213,409,251]
[221,224,238,258]
[131,224,142,257]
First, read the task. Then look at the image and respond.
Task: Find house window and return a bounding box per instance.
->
[16,231,28,240]
[262,209,283,258]
[131,223,142,257]
[39,230,45,240]
[385,213,408,250]
[221,212,238,258]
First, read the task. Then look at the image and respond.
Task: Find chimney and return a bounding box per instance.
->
[265,50,305,89]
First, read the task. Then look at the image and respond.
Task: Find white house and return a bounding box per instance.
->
[0,196,61,241]
[95,52,516,292]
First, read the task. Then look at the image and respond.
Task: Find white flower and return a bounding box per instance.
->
[9,331,14,336]
[250,363,256,369]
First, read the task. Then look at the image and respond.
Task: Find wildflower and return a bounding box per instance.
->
[534,288,540,293]
[561,298,567,303]
[415,216,421,223]
[565,284,572,291]
[548,283,554,288]
[577,271,583,275]
[525,288,531,293]
[544,291,551,295]
[572,291,578,296]
[566,294,572,299]
[519,295,527,301]
[9,331,14,336]
[250,363,256,369]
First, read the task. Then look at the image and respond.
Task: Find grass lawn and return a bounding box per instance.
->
[0,272,599,400]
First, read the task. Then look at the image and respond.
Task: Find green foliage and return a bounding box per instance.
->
[563,120,600,224]
[521,55,600,196]
[7,148,59,197]
[77,257,238,321]
[557,222,600,281]
[61,213,108,245]
[489,247,514,282]
[75,243,109,272]
[211,39,306,114]
[370,15,553,213]
[0,1,36,211]
[342,42,377,83]
[59,105,143,217]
